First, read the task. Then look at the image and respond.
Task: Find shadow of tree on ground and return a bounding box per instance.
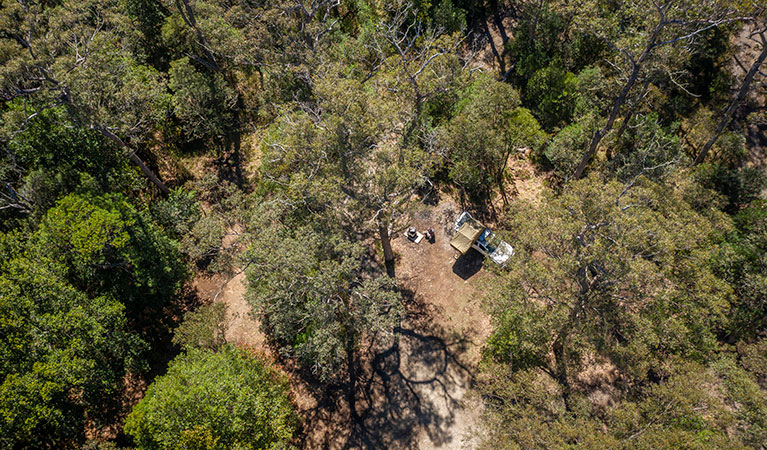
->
[295,282,480,449]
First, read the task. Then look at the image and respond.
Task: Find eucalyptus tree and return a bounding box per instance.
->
[262,25,465,273]
[0,0,171,193]
[125,346,298,450]
[244,210,403,384]
[695,12,767,165]
[439,74,546,204]
[161,0,343,68]
[564,0,747,179]
[483,175,732,410]
[477,356,767,449]
[0,235,142,448]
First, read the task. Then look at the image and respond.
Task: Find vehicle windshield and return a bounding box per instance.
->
[483,231,499,253]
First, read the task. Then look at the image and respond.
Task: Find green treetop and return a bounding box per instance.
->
[125,345,298,450]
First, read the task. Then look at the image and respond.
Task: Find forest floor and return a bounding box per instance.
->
[191,197,491,449]
[733,24,767,172]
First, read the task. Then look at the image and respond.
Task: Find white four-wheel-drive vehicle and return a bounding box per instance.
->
[449,211,514,266]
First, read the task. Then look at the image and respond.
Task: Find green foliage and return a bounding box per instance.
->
[180,214,227,268]
[479,353,760,449]
[173,302,228,351]
[122,0,168,63]
[0,192,185,447]
[483,300,550,371]
[608,113,685,182]
[484,176,731,388]
[168,57,238,140]
[694,164,767,214]
[0,236,142,449]
[525,61,579,130]
[125,346,297,450]
[660,27,733,121]
[1,106,142,220]
[543,120,588,179]
[431,0,466,33]
[508,3,605,86]
[738,338,767,387]
[245,213,402,382]
[710,357,767,447]
[149,187,202,240]
[442,75,545,203]
[715,200,767,339]
[67,38,171,138]
[175,176,252,271]
[37,193,187,315]
[508,4,568,82]
[259,59,453,268]
[1,0,765,447]
[606,361,745,449]
[477,170,767,448]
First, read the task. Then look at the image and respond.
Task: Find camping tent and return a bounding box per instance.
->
[450,221,484,254]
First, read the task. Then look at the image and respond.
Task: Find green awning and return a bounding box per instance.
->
[450,222,484,254]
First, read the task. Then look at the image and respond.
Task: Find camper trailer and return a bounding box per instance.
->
[449,212,514,265]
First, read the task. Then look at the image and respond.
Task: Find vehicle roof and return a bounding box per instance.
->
[450,221,484,254]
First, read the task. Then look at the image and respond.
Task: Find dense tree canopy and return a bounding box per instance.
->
[125,346,298,450]
[484,176,732,394]
[245,210,402,382]
[0,0,766,447]
[0,234,142,448]
[440,74,546,202]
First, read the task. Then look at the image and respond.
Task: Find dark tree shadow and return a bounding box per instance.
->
[110,283,204,446]
[294,288,477,450]
[385,259,396,278]
[213,132,244,188]
[418,182,441,206]
[745,120,767,169]
[452,250,484,280]
[345,326,473,449]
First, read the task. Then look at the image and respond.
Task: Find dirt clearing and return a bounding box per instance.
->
[191,197,495,449]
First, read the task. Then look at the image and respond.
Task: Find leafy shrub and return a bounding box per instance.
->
[525,61,578,130]
[544,121,588,179]
[125,346,298,450]
[173,303,228,351]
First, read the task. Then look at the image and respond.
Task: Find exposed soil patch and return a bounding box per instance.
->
[190,197,495,449]
[218,271,265,348]
[395,200,493,363]
[387,199,494,449]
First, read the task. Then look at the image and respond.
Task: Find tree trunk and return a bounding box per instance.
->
[345,330,362,426]
[572,24,663,179]
[572,60,644,179]
[127,151,171,195]
[489,0,510,48]
[379,223,395,278]
[482,19,505,75]
[95,126,170,195]
[174,0,219,71]
[497,153,511,206]
[610,79,652,161]
[694,29,767,165]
